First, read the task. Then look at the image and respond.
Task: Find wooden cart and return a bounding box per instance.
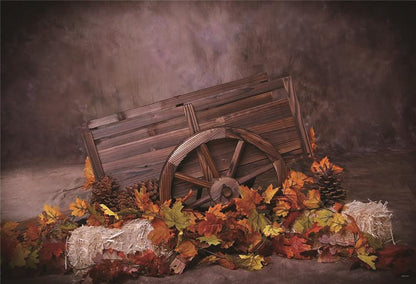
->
[82,73,313,207]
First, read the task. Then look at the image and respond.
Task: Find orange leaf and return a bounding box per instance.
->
[25,223,40,242]
[175,240,198,259]
[148,218,173,245]
[197,213,224,236]
[303,189,321,209]
[83,157,96,189]
[309,127,317,153]
[234,186,262,216]
[286,170,313,189]
[39,204,62,225]
[207,204,227,220]
[69,197,88,217]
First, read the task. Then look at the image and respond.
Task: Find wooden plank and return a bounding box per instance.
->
[226,140,245,177]
[96,91,274,150]
[91,78,285,140]
[98,99,292,163]
[81,128,105,179]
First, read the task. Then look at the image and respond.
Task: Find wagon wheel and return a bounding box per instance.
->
[159,127,287,207]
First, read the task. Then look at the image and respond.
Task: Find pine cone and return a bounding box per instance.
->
[140,179,160,202]
[91,176,120,211]
[311,157,346,207]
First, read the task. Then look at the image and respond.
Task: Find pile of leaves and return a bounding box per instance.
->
[1,157,415,283]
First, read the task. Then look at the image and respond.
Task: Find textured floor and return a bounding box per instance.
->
[1,150,415,283]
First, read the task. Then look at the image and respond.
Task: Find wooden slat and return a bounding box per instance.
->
[88,73,268,129]
[81,128,105,179]
[91,78,285,140]
[96,91,274,150]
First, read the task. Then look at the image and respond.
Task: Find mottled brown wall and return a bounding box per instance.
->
[2,2,415,169]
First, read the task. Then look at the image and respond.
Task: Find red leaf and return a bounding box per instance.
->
[197,213,224,236]
[272,235,312,260]
[281,211,302,229]
[304,223,324,238]
[40,241,65,261]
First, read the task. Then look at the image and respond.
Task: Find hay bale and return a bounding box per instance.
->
[343,200,394,243]
[66,219,154,270]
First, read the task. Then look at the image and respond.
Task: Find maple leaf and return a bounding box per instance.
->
[175,240,198,259]
[9,243,30,268]
[311,156,343,175]
[197,234,222,246]
[274,200,291,217]
[246,232,263,252]
[309,127,317,153]
[148,218,173,245]
[26,249,40,269]
[248,209,270,232]
[236,254,264,271]
[39,204,62,225]
[304,223,324,238]
[83,156,96,189]
[292,212,314,234]
[303,189,321,209]
[287,236,312,260]
[329,213,346,233]
[100,204,119,220]
[314,209,334,227]
[69,197,88,217]
[234,186,262,216]
[357,247,377,270]
[287,170,313,189]
[40,241,65,261]
[262,223,283,238]
[206,204,226,220]
[162,201,190,231]
[24,223,41,243]
[197,213,224,236]
[262,184,279,204]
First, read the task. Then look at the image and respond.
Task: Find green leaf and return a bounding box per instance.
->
[26,249,40,269]
[197,235,222,246]
[314,209,333,227]
[248,209,270,232]
[292,212,313,234]
[162,201,190,230]
[236,254,264,271]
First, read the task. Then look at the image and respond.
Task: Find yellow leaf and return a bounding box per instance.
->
[39,204,62,225]
[303,189,321,209]
[197,235,222,246]
[314,209,333,227]
[262,184,279,204]
[357,249,377,270]
[1,221,19,236]
[162,201,190,231]
[83,157,96,189]
[69,197,88,217]
[248,209,270,232]
[287,171,313,189]
[237,254,264,271]
[10,243,30,268]
[329,212,346,233]
[262,223,283,237]
[99,204,119,220]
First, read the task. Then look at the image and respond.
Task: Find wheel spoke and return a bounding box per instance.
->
[226,140,245,177]
[237,163,274,184]
[199,144,220,178]
[187,195,211,208]
[174,172,212,188]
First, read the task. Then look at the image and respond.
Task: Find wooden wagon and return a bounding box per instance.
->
[82,73,313,207]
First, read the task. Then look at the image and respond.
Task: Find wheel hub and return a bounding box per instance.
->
[209,177,240,204]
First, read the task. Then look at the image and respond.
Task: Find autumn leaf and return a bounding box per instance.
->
[197,234,222,246]
[278,235,312,260]
[262,184,279,204]
[314,209,334,227]
[197,213,224,236]
[309,127,317,153]
[329,213,346,233]
[303,189,321,209]
[207,204,227,220]
[357,248,377,270]
[69,197,88,217]
[148,218,173,245]
[9,243,30,268]
[286,170,313,189]
[234,186,262,216]
[274,200,291,217]
[100,204,119,220]
[262,223,283,238]
[1,221,19,235]
[39,204,62,225]
[175,240,198,259]
[83,156,96,189]
[199,255,219,265]
[24,223,41,243]
[311,156,343,175]
[236,254,264,271]
[292,212,313,234]
[248,209,270,232]
[26,249,40,269]
[40,241,65,261]
[162,201,190,231]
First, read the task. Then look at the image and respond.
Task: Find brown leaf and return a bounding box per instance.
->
[175,240,198,259]
[39,241,65,261]
[148,218,173,245]
[234,186,262,216]
[197,213,224,236]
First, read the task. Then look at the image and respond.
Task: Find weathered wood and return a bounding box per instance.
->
[174,172,212,188]
[81,128,105,179]
[226,140,245,177]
